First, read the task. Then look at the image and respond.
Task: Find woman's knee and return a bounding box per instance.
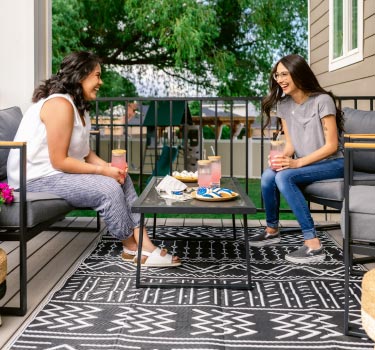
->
[95,177,124,202]
[261,168,276,189]
[274,170,295,193]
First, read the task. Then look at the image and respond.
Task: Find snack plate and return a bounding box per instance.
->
[191,190,239,202]
[173,175,198,183]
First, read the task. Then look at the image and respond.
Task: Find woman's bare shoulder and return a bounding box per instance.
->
[41,96,74,120]
[43,95,73,109]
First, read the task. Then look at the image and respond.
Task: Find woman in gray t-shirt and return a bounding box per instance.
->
[249,54,344,264]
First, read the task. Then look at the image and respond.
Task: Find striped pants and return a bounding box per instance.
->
[27,173,140,240]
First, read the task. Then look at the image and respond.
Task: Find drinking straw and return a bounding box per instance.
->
[210,145,215,156]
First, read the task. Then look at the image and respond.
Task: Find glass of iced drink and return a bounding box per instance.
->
[111,149,127,180]
[197,160,212,188]
[208,155,221,188]
[270,140,285,170]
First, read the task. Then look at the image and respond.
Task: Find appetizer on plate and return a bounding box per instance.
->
[173,170,198,182]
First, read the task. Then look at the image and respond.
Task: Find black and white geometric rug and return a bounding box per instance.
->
[9,227,374,349]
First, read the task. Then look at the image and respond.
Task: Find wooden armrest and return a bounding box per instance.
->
[90,130,100,135]
[0,141,26,147]
[344,142,375,150]
[344,134,375,140]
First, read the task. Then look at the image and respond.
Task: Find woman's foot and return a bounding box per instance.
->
[304,237,322,250]
[134,247,181,267]
[285,244,325,264]
[122,227,181,265]
[121,247,137,262]
[122,243,180,265]
[249,227,280,247]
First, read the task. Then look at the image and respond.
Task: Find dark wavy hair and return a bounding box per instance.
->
[262,54,344,134]
[32,51,102,115]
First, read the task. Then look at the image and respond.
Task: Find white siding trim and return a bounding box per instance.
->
[308,0,311,64]
[329,0,364,71]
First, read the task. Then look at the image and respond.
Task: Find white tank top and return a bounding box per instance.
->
[7,94,91,189]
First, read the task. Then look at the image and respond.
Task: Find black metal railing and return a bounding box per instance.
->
[93,95,375,214]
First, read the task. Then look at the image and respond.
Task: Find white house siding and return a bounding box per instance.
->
[309,0,375,97]
[0,0,51,113]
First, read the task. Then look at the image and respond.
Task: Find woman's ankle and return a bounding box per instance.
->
[266,227,279,235]
[304,238,321,250]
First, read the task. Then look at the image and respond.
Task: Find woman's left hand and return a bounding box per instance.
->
[275,156,300,171]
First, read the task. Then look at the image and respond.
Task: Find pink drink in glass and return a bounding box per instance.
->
[198,173,212,187]
[197,160,212,188]
[270,140,284,170]
[111,149,127,180]
[208,156,221,187]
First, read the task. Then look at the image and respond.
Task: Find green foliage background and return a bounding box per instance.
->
[52,0,307,98]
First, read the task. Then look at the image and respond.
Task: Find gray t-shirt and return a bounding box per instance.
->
[277,93,343,160]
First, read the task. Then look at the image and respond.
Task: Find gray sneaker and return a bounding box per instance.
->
[249,229,280,247]
[285,245,326,264]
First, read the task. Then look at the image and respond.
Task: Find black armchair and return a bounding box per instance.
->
[301,107,375,229]
[0,106,100,316]
[341,136,375,337]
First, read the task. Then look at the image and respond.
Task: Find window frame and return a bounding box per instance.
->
[329,0,363,71]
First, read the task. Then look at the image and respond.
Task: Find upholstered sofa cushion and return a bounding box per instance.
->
[343,107,375,173]
[340,185,375,241]
[0,192,73,227]
[304,171,375,207]
[0,106,23,181]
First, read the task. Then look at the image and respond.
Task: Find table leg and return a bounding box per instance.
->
[232,214,236,240]
[134,212,252,290]
[243,214,252,289]
[135,214,145,288]
[152,214,157,239]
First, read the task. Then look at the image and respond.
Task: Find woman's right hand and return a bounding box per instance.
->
[102,165,126,184]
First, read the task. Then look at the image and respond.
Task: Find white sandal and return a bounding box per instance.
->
[133,247,181,267]
[121,247,137,262]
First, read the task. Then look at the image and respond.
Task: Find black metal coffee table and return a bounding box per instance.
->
[131,176,256,289]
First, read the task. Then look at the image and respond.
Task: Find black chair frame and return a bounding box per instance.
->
[343,137,375,337]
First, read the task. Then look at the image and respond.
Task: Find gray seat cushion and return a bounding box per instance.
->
[304,178,344,202]
[340,186,375,241]
[0,106,23,181]
[304,171,375,203]
[0,192,73,227]
[304,108,375,208]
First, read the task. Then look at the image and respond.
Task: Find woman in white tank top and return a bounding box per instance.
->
[7,51,181,268]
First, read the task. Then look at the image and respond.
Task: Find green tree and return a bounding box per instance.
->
[52,0,307,97]
[52,0,137,98]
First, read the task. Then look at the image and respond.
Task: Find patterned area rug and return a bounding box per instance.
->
[9,226,374,349]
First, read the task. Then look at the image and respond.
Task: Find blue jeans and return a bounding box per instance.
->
[261,158,344,240]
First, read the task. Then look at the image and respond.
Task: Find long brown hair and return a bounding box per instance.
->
[32,51,102,116]
[261,54,344,134]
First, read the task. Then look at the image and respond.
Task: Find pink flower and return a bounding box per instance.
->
[0,183,14,206]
